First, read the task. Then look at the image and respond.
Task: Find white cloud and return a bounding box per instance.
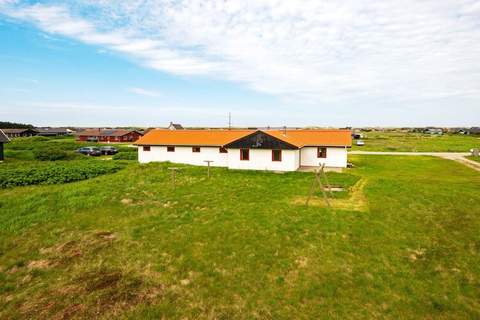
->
[1,0,480,110]
[1,100,277,127]
[128,87,161,97]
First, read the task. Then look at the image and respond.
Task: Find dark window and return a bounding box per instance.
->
[192,147,201,153]
[143,146,151,152]
[219,147,228,153]
[240,148,249,161]
[317,147,327,158]
[272,149,282,161]
[167,146,175,152]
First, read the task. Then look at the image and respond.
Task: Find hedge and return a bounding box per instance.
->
[112,152,138,160]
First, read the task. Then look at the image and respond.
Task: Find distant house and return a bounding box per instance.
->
[352,133,363,139]
[452,128,469,134]
[75,129,143,142]
[168,122,184,130]
[135,129,352,171]
[452,127,480,135]
[0,128,38,138]
[0,129,10,161]
[467,127,480,135]
[424,127,443,135]
[35,127,74,136]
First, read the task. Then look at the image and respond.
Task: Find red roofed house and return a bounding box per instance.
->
[135,129,351,171]
[76,129,143,143]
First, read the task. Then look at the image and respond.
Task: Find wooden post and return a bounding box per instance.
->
[319,163,333,197]
[305,170,318,206]
[315,170,331,208]
[305,167,331,208]
[204,160,213,178]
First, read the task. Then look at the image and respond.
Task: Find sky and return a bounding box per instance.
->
[0,0,479,128]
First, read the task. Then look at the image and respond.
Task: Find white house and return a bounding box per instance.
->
[167,122,184,130]
[135,129,351,171]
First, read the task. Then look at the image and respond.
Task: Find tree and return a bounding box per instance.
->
[0,121,34,129]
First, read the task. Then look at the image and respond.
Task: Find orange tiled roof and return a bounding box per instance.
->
[135,129,351,147]
[135,129,255,146]
[265,129,352,147]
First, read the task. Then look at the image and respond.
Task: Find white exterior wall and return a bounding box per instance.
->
[138,146,228,167]
[227,149,299,171]
[300,147,347,168]
[138,146,347,170]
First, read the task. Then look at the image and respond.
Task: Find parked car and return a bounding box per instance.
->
[77,146,102,156]
[99,146,118,155]
[356,140,365,146]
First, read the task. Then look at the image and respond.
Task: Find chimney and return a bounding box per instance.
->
[283,126,287,136]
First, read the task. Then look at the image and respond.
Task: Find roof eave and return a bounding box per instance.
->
[134,143,223,147]
[300,144,352,148]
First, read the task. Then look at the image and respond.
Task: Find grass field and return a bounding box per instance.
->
[3,135,136,162]
[351,131,480,152]
[1,154,479,319]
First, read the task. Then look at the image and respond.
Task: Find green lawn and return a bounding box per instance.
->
[0,156,479,319]
[352,131,480,152]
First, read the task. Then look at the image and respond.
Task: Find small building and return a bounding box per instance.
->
[423,127,443,135]
[0,128,38,138]
[35,127,74,136]
[352,132,363,139]
[75,129,143,142]
[467,127,480,135]
[135,129,352,171]
[452,127,480,135]
[0,129,10,161]
[168,122,184,130]
[452,128,469,134]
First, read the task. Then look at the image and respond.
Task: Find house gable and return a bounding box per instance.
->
[224,131,298,150]
[0,130,9,143]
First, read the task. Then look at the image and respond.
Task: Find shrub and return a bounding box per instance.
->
[0,161,125,188]
[33,148,69,161]
[112,152,137,160]
[116,146,137,153]
[4,150,35,161]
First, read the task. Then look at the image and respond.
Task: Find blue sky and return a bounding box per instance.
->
[1,0,479,127]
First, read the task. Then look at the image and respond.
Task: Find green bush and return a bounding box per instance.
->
[112,152,138,160]
[33,148,69,161]
[7,136,79,151]
[4,150,35,161]
[0,161,125,188]
[116,146,137,153]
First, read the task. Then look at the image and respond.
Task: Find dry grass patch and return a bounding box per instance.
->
[37,231,117,268]
[292,179,368,212]
[19,267,163,320]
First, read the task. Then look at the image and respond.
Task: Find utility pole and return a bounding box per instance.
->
[228,112,231,130]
